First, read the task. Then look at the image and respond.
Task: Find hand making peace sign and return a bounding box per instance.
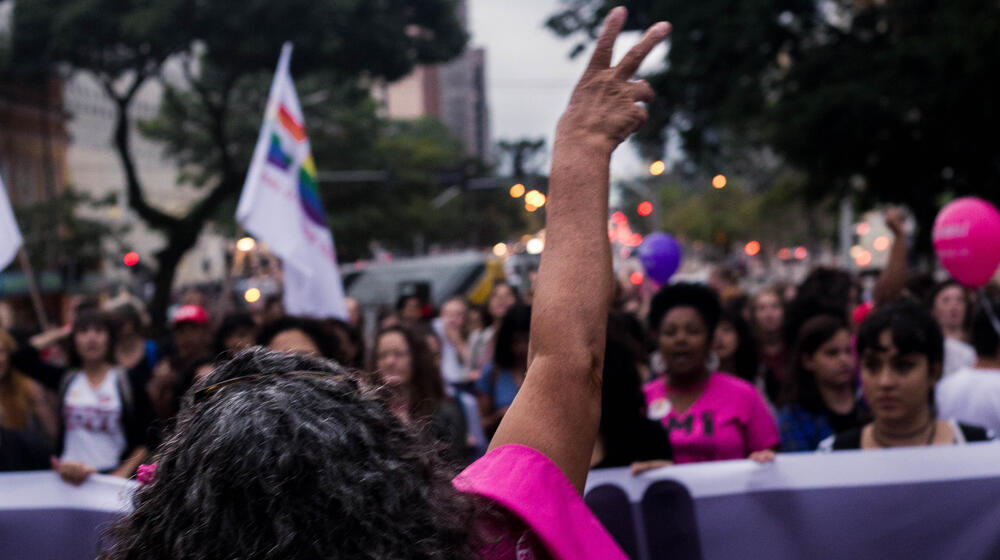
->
[557,7,672,154]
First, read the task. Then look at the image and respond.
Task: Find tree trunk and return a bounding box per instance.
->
[149,222,203,337]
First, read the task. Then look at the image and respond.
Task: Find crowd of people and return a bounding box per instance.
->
[0,7,998,558]
[2,218,998,481]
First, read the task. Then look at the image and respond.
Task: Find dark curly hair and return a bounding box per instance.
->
[647,283,722,335]
[100,348,478,560]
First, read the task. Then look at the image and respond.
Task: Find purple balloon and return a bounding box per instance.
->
[639,232,682,284]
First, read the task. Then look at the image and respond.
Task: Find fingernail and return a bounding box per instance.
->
[652,21,672,35]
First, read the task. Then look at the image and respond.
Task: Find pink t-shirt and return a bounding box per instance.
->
[453,444,628,560]
[643,372,779,464]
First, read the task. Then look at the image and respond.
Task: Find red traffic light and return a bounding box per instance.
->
[123,252,139,267]
[637,201,653,217]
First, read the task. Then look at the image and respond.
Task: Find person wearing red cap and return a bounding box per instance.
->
[148,305,213,420]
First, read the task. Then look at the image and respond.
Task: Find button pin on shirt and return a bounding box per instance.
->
[648,398,672,421]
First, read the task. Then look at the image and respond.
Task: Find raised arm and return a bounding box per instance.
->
[872,207,907,308]
[489,7,671,493]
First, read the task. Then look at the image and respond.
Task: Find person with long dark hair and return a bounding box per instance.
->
[929,280,976,376]
[778,315,866,451]
[713,307,760,386]
[465,282,519,383]
[820,301,993,450]
[100,11,669,558]
[475,304,531,438]
[592,314,672,470]
[749,287,786,401]
[373,325,467,462]
[643,283,779,464]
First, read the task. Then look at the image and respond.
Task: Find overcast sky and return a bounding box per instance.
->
[468,0,668,178]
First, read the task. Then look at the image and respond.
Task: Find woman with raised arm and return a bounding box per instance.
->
[100,8,669,560]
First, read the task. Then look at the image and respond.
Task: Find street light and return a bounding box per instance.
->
[649,160,666,176]
[712,174,727,189]
[509,183,525,198]
[493,242,508,257]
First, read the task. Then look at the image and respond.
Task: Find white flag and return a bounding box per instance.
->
[236,43,348,319]
[0,174,23,271]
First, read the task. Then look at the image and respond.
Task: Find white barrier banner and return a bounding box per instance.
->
[4,445,1000,559]
[0,472,135,560]
[585,442,1000,560]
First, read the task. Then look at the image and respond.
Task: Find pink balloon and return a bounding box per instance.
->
[933,197,1000,288]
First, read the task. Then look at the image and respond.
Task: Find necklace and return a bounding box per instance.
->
[872,418,937,448]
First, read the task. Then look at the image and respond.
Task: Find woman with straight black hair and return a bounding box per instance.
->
[820,301,993,450]
[592,313,672,470]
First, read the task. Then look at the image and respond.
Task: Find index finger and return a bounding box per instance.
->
[614,21,672,79]
[586,6,627,73]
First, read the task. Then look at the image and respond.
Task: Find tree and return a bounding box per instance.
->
[14,190,126,291]
[547,0,1000,249]
[11,0,467,330]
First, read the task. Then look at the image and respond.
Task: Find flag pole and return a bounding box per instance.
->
[17,248,50,330]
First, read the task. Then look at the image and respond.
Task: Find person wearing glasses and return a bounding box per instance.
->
[101,9,669,559]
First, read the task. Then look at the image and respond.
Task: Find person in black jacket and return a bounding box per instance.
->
[819,301,993,451]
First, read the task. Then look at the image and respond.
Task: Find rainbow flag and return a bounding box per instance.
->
[266,133,292,170]
[236,43,347,320]
[278,105,307,142]
[298,155,325,225]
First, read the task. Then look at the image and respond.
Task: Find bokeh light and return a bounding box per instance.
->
[236,237,256,252]
[244,288,262,303]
